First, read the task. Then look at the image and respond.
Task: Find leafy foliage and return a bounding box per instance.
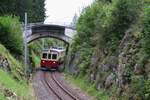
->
[141,4,150,55]
[145,79,150,99]
[69,0,149,99]
[27,0,45,22]
[0,16,23,55]
[95,0,143,51]
[71,0,144,75]
[75,0,143,52]
[0,0,45,22]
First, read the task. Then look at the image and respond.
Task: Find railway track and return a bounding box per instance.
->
[51,72,79,100]
[43,71,80,100]
[33,71,59,100]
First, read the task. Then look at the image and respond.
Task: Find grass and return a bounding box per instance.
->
[0,69,32,99]
[64,74,109,100]
[31,50,40,67]
[0,94,6,100]
[0,43,34,100]
[0,43,24,80]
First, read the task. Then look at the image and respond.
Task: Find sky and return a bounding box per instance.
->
[44,0,93,24]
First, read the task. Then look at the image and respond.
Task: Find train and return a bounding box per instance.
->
[40,47,65,71]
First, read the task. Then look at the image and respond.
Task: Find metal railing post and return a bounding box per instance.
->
[24,12,28,76]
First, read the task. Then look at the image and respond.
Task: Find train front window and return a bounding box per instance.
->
[42,53,47,59]
[52,54,57,60]
[48,54,51,59]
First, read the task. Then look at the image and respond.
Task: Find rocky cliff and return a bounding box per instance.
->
[67,29,149,99]
[67,0,150,99]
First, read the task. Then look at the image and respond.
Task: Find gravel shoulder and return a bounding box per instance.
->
[61,73,95,100]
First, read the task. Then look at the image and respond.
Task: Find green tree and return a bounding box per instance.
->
[0,16,23,55]
[141,4,150,55]
[0,0,45,23]
[27,0,46,22]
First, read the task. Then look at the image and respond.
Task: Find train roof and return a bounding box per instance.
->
[42,47,65,53]
[42,49,49,52]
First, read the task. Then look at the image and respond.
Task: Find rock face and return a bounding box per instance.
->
[0,54,11,72]
[68,30,148,99]
[105,73,115,89]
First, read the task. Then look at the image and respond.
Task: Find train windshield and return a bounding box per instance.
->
[52,54,57,60]
[48,54,51,59]
[42,53,47,59]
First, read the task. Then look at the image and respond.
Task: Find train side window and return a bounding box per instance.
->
[52,54,57,60]
[48,54,51,59]
[42,53,47,59]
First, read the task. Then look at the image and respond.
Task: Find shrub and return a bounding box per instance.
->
[0,16,23,55]
[141,5,150,55]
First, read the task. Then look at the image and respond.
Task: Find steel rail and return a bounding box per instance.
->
[51,72,79,100]
[43,72,63,100]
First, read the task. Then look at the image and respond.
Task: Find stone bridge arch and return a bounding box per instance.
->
[26,24,72,45]
[25,24,75,54]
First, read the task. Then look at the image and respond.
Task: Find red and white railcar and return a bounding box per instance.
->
[40,47,65,70]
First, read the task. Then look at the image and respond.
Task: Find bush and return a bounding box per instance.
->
[76,0,143,52]
[0,16,23,55]
[106,0,143,51]
[145,79,150,99]
[141,5,150,55]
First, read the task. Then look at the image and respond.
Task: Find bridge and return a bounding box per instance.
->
[23,22,76,75]
[25,23,76,44]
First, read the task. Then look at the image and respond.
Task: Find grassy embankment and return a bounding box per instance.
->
[31,50,41,68]
[0,43,34,100]
[64,73,109,100]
